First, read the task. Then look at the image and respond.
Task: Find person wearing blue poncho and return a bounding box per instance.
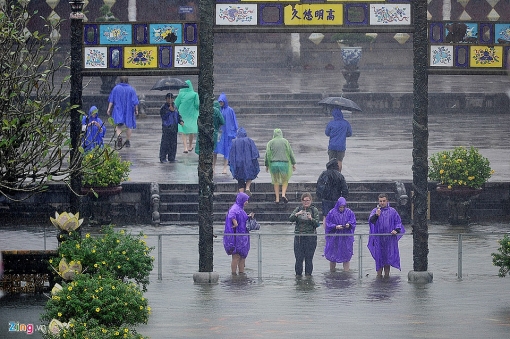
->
[223,192,254,275]
[81,106,106,152]
[214,92,238,174]
[368,193,405,278]
[106,76,139,148]
[325,107,352,172]
[228,127,260,195]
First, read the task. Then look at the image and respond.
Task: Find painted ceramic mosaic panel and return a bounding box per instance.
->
[469,45,503,68]
[445,23,478,43]
[174,46,198,67]
[430,45,453,67]
[123,46,158,68]
[149,24,182,44]
[99,24,132,45]
[369,4,411,25]
[495,24,510,44]
[216,4,257,25]
[283,4,343,25]
[84,47,108,68]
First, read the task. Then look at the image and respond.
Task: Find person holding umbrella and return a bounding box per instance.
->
[159,93,184,163]
[325,107,352,172]
[319,97,360,172]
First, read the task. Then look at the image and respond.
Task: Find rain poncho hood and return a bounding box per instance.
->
[223,192,251,258]
[367,202,405,271]
[175,80,199,134]
[229,127,260,181]
[324,196,357,263]
[81,105,105,152]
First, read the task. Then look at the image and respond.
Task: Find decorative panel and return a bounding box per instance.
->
[430,45,453,67]
[469,45,503,68]
[124,46,158,68]
[84,47,108,68]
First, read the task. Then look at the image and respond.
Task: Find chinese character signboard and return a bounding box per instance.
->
[215,2,411,27]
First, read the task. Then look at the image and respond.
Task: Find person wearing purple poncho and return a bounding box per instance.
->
[223,192,254,275]
[368,193,405,277]
[107,76,139,148]
[229,127,260,195]
[214,92,238,175]
[324,197,356,272]
[81,106,106,152]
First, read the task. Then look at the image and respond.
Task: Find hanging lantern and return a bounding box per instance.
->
[309,33,324,45]
[394,33,410,45]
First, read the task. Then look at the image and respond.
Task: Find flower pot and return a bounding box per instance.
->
[340,46,362,68]
[436,185,482,225]
[339,46,362,92]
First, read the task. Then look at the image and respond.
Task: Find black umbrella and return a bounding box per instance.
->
[151,77,189,91]
[318,96,362,112]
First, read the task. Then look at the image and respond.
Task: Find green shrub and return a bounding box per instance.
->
[492,235,510,277]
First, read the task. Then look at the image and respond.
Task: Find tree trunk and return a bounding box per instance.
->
[197,0,215,272]
[412,0,429,272]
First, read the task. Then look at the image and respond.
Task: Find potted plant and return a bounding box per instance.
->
[331,33,376,92]
[81,145,131,196]
[492,234,510,278]
[429,146,494,224]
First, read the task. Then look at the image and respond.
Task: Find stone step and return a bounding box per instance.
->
[157,182,400,223]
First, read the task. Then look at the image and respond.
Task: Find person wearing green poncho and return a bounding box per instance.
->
[194,101,225,156]
[175,80,199,153]
[264,128,296,204]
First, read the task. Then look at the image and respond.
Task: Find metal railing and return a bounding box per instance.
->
[35,227,509,282]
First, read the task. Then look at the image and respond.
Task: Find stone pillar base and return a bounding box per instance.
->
[193,272,219,284]
[408,271,433,283]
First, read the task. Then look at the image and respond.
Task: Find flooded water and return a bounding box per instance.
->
[1,221,510,338]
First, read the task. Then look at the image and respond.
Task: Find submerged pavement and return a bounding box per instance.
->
[1,221,510,339]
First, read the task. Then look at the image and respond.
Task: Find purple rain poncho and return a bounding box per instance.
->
[325,108,352,152]
[108,82,139,129]
[81,106,106,152]
[367,202,405,271]
[324,197,357,263]
[223,192,251,258]
[214,93,238,159]
[175,80,199,134]
[229,127,260,181]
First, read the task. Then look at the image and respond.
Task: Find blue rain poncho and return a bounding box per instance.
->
[214,92,238,159]
[325,108,352,152]
[108,82,139,129]
[229,127,260,181]
[81,106,106,152]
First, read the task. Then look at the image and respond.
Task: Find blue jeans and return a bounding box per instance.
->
[294,235,317,276]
